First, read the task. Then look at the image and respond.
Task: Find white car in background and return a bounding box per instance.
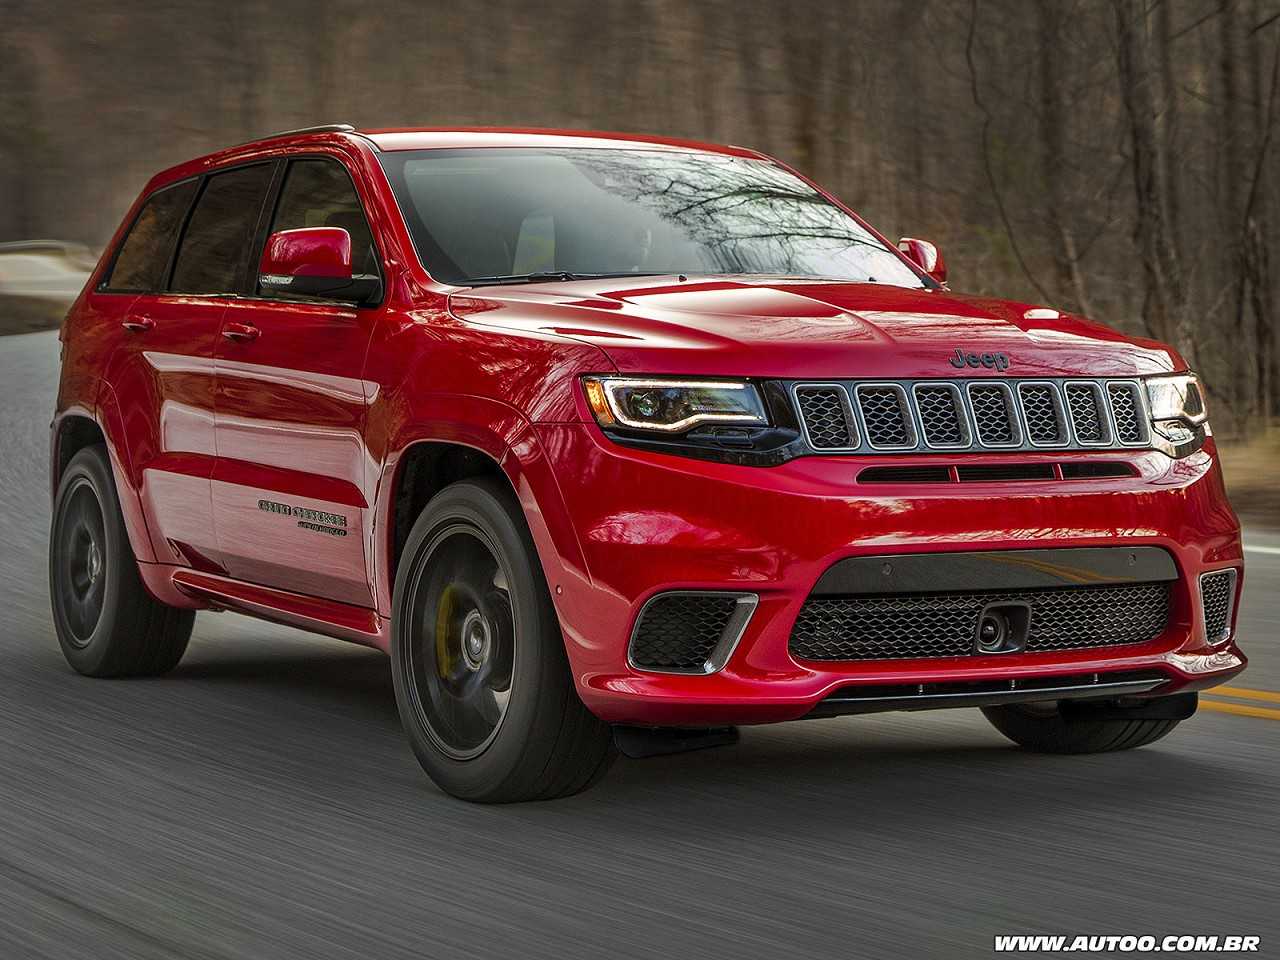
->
[0,241,95,334]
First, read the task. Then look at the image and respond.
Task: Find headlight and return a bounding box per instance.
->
[583,377,768,433]
[1144,372,1208,455]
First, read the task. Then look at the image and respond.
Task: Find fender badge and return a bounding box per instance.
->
[258,499,349,536]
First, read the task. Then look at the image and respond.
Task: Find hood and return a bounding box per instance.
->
[447,275,1182,380]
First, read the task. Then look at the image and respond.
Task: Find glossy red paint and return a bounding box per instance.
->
[897,237,947,284]
[259,227,352,279]
[447,276,1181,380]
[53,126,1245,729]
[537,424,1243,724]
[212,293,377,607]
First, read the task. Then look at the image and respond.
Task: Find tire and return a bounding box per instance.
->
[981,701,1182,754]
[390,477,616,803]
[49,445,194,677]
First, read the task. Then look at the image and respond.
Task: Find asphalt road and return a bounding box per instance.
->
[1,330,1276,960]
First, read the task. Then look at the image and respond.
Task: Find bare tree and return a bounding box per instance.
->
[1243,6,1280,417]
[1038,0,1094,316]
[1113,0,1192,356]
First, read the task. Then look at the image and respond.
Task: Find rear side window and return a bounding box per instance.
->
[266,159,379,283]
[104,180,199,291]
[170,164,273,295]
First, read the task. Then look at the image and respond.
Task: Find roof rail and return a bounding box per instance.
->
[261,123,356,138]
[221,124,357,151]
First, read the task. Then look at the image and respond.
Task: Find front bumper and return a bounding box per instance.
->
[536,422,1245,726]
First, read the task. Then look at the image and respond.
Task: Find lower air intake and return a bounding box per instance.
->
[1199,569,1237,643]
[790,582,1171,661]
[629,592,757,674]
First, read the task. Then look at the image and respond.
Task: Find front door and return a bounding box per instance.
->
[211,156,383,608]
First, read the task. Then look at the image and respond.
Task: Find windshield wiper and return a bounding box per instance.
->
[463,271,667,286]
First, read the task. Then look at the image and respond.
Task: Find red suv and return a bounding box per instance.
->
[51,125,1245,802]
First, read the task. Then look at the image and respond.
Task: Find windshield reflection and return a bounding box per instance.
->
[378,148,923,289]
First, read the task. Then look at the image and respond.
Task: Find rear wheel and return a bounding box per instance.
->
[981,700,1184,754]
[390,478,615,802]
[49,445,193,677]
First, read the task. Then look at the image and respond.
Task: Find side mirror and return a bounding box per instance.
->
[897,237,947,285]
[258,227,380,303]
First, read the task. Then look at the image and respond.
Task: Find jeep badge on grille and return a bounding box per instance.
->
[950,348,1010,371]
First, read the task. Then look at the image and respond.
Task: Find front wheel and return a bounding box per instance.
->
[390,478,615,803]
[981,700,1185,754]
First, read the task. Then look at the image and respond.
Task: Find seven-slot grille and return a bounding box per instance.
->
[790,581,1171,661]
[791,378,1149,454]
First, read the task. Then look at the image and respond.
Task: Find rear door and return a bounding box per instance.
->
[98,164,274,571]
[211,155,383,607]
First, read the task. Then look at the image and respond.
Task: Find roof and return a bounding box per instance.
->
[137,125,768,201]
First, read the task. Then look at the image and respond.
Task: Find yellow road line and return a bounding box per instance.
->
[1199,698,1280,721]
[1208,685,1280,705]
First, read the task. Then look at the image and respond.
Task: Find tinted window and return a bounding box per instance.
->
[377,148,923,288]
[105,180,198,291]
[170,164,273,295]
[266,159,378,284]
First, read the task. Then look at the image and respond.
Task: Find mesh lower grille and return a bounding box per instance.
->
[790,582,1171,661]
[629,593,741,672]
[1200,570,1236,642]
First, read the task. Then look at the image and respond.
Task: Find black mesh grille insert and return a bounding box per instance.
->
[858,465,953,483]
[915,385,967,446]
[630,593,740,671]
[1061,461,1135,479]
[857,387,913,447]
[1065,383,1105,443]
[795,386,855,448]
[1200,570,1236,642]
[1108,383,1145,443]
[969,384,1017,445]
[1018,384,1066,444]
[790,582,1171,661]
[956,463,1055,481]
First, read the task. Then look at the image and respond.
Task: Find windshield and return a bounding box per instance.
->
[378,148,925,288]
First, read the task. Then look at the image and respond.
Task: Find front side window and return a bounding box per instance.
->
[170,164,273,295]
[378,147,923,288]
[265,159,379,289]
[104,179,199,291]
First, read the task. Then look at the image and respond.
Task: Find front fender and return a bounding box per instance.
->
[371,394,593,626]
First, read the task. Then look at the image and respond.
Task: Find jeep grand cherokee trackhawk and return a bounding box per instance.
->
[50,125,1246,802]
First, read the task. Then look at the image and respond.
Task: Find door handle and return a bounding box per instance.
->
[121,316,155,333]
[221,322,260,343]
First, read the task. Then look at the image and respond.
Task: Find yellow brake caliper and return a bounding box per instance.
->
[435,585,458,677]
